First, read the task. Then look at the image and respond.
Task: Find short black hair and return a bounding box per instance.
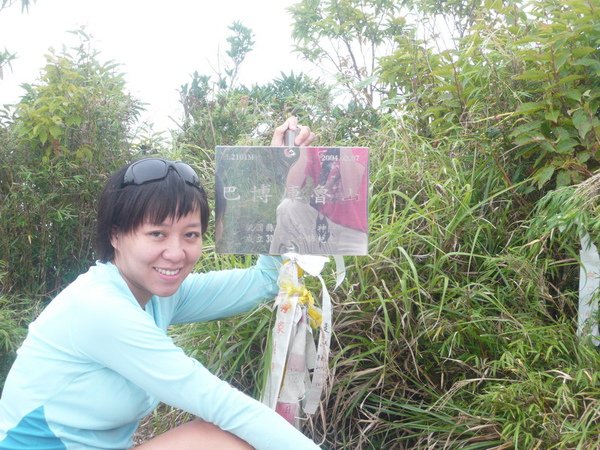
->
[95,162,209,262]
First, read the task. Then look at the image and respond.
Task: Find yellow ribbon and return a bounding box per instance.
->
[280,280,323,329]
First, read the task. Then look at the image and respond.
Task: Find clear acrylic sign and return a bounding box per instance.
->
[215,146,369,255]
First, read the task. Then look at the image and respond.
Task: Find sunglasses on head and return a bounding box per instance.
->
[122,158,201,188]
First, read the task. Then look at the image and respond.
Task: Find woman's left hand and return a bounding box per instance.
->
[271,116,316,146]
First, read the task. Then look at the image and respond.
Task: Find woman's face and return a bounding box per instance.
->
[111,210,203,306]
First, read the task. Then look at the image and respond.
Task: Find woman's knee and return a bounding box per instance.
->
[134,419,253,450]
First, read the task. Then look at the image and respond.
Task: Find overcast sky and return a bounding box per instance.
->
[0,0,309,133]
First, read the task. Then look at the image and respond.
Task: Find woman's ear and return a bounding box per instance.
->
[110,226,119,251]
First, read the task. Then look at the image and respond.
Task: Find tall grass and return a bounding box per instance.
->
[0,261,42,390]
[159,119,600,449]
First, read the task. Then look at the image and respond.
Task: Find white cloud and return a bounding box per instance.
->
[0,0,309,132]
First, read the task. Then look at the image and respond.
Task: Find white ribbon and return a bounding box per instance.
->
[262,253,345,425]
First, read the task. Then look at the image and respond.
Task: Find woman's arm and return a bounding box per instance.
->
[70,292,320,450]
[170,255,281,324]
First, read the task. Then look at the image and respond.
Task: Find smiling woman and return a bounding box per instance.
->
[0,119,320,449]
[100,158,208,305]
[111,211,205,304]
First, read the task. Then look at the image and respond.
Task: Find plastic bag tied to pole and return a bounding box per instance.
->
[579,232,600,346]
[262,253,344,427]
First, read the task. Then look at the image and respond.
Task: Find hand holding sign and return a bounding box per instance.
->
[215,120,369,255]
[215,117,368,430]
[271,116,316,147]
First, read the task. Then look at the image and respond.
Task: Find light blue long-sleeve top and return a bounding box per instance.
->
[0,256,320,450]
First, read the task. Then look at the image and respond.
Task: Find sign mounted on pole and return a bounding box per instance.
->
[215,145,369,256]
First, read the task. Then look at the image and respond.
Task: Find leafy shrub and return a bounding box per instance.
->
[0,261,41,390]
[0,31,142,297]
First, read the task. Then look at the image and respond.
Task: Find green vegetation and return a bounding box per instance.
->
[1,0,599,448]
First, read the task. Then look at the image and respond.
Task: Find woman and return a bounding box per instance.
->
[0,119,319,449]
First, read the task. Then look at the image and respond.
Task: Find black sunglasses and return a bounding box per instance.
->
[122,158,201,188]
